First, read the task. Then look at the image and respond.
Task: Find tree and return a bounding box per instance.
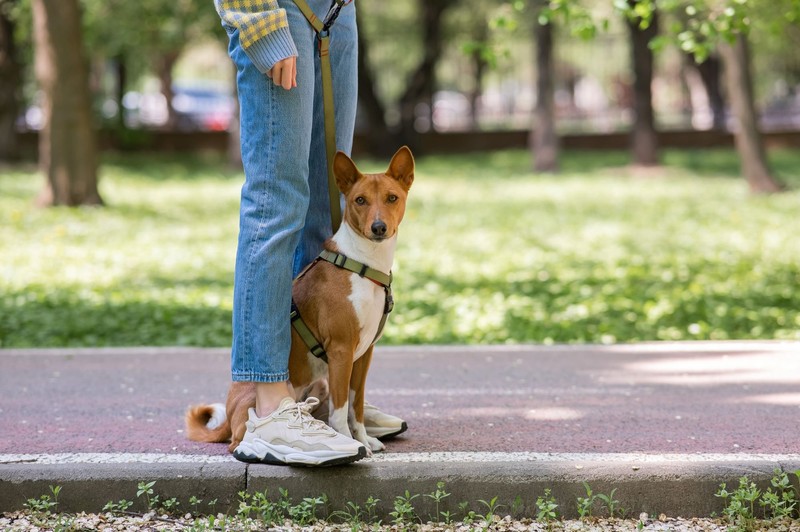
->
[0,0,20,161]
[82,0,221,130]
[626,2,659,166]
[549,0,796,192]
[355,4,392,156]
[684,52,725,130]
[397,0,457,149]
[32,0,101,206]
[532,0,558,172]
[632,0,793,192]
[718,34,783,192]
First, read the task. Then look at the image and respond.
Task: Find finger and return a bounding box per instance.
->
[291,58,298,88]
[271,63,283,86]
[281,62,293,90]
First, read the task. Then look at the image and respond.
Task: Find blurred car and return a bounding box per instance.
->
[172,86,236,131]
[123,85,235,131]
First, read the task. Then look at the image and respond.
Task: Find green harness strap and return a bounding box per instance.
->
[291,0,348,233]
[290,250,394,363]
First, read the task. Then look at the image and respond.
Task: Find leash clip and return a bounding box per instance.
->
[321,0,348,35]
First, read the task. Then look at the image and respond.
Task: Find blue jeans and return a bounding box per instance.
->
[226,0,358,383]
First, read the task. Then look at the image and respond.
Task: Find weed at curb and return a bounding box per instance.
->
[715,469,800,532]
[7,470,800,531]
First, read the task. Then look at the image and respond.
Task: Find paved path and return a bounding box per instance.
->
[2,342,799,518]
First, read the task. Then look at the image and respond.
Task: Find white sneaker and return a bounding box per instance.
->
[233,397,366,466]
[364,401,407,440]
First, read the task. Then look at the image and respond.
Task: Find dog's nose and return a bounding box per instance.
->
[371,221,387,237]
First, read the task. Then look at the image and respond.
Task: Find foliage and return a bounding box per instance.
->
[541,0,800,62]
[715,470,800,531]
[1,149,800,348]
[11,474,800,529]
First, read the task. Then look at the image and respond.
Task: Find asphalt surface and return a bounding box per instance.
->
[2,342,799,519]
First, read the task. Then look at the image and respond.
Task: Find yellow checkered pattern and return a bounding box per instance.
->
[216,0,289,49]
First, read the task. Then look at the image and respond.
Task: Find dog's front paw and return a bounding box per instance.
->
[366,436,385,453]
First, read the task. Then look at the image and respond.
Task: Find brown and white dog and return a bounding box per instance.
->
[186,146,414,455]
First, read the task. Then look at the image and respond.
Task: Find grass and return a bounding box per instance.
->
[1,148,799,347]
[10,471,800,529]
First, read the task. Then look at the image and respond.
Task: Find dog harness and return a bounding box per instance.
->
[290,249,394,363]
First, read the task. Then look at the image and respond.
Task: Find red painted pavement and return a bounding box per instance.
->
[1,343,798,456]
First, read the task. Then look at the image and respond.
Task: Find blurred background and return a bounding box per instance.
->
[2,1,799,168]
[1,0,799,348]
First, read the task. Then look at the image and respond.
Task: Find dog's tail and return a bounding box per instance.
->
[185,403,231,444]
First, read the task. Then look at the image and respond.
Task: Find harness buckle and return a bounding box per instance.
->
[384,293,394,314]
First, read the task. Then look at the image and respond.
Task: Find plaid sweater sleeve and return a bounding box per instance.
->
[214,0,298,74]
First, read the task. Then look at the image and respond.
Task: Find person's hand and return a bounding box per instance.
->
[267,56,297,90]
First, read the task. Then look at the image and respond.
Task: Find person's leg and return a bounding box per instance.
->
[229,10,312,399]
[292,0,359,275]
[224,2,365,466]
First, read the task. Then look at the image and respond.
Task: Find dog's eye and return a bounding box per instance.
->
[355,196,367,205]
[387,194,398,203]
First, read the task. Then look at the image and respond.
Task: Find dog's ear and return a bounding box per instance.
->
[334,151,361,194]
[386,146,414,191]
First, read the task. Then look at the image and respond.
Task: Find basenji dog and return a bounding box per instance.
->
[185,146,414,455]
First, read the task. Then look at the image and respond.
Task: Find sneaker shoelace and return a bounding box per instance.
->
[283,397,335,434]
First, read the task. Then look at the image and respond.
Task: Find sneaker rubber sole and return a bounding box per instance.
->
[233,439,367,467]
[368,421,408,441]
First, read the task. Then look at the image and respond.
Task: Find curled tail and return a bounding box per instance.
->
[185,403,231,444]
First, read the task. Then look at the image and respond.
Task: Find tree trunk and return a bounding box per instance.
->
[531,6,558,173]
[0,0,20,161]
[114,56,127,130]
[691,54,725,131]
[467,22,488,129]
[355,4,392,157]
[718,34,784,193]
[397,0,455,150]
[627,4,659,166]
[158,51,179,130]
[32,0,101,206]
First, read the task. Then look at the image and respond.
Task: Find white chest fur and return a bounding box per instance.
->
[331,222,395,361]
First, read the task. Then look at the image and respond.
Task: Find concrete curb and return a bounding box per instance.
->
[3,458,799,519]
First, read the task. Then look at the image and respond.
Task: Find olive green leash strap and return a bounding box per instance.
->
[292,0,349,233]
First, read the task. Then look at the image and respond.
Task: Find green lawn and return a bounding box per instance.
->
[1,148,799,347]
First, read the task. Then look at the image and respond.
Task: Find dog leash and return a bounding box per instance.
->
[290,249,393,363]
[291,0,352,233]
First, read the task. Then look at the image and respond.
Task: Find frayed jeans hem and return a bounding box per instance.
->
[231,371,290,383]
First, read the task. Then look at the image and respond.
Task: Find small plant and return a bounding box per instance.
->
[331,495,381,528]
[24,485,75,531]
[250,489,281,523]
[103,498,133,513]
[759,469,799,521]
[136,480,158,510]
[536,488,559,524]
[511,494,524,518]
[476,495,504,528]
[188,495,202,515]
[577,481,596,519]
[458,501,477,526]
[596,487,624,518]
[25,485,61,515]
[424,481,451,523]
[389,490,420,527]
[161,496,180,514]
[331,500,364,528]
[289,494,327,525]
[715,476,760,531]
